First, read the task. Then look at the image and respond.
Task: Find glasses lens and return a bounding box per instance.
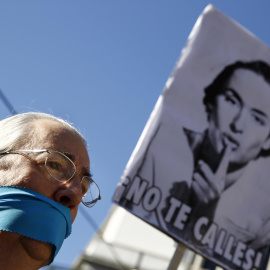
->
[81,176,100,207]
[45,151,75,181]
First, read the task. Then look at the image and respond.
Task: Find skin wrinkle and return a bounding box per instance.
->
[20,236,53,263]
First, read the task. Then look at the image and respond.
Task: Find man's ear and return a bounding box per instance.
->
[262,137,270,151]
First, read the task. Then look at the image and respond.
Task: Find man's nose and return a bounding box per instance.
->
[54,175,82,209]
[230,108,247,133]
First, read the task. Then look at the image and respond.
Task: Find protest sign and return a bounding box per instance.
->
[113,5,270,270]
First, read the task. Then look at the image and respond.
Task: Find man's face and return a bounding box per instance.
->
[208,68,270,167]
[0,119,90,222]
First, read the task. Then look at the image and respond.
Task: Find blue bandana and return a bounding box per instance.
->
[0,186,72,262]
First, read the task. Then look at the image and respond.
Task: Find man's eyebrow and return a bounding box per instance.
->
[252,108,269,118]
[63,152,75,161]
[82,168,92,178]
[224,87,242,102]
[63,151,92,177]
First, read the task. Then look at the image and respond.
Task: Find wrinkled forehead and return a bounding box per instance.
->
[226,68,270,117]
[31,119,90,166]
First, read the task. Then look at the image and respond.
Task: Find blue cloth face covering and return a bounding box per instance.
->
[0,186,72,263]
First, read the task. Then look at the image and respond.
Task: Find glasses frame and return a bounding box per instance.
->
[0,149,101,208]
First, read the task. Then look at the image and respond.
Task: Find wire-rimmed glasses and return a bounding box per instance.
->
[0,149,101,208]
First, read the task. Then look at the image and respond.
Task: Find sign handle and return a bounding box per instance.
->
[167,243,186,270]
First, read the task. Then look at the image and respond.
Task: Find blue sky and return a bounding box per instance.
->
[1,1,270,268]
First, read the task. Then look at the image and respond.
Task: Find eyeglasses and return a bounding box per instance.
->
[0,149,101,208]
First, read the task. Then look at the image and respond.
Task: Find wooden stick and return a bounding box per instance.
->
[167,243,186,270]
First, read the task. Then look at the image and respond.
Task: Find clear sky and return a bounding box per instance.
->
[1,1,270,268]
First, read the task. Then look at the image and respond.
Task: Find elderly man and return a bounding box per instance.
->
[0,112,100,270]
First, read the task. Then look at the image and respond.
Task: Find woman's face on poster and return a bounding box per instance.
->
[208,68,270,167]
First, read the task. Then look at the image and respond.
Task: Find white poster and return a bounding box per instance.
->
[113,5,270,270]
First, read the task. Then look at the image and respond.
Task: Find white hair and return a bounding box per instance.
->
[0,112,86,152]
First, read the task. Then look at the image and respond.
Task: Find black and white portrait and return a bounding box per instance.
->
[113,6,270,270]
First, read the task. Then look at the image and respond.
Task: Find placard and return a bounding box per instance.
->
[113,5,270,270]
